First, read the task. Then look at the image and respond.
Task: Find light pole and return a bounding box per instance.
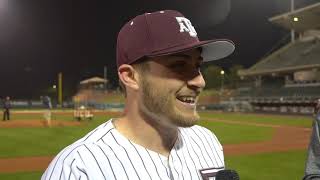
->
[52,85,57,103]
[220,70,225,94]
[290,0,295,42]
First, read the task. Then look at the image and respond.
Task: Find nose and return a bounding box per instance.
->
[187,71,206,90]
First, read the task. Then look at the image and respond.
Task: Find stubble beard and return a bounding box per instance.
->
[139,77,200,128]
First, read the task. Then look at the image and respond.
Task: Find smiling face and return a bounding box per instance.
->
[137,48,205,127]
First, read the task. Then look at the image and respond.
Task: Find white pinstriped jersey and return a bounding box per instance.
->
[41,119,224,180]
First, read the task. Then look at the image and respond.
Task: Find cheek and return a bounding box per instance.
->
[148,74,183,87]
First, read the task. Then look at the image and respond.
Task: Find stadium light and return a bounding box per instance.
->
[220,70,225,94]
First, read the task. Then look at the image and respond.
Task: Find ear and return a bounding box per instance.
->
[118,64,140,91]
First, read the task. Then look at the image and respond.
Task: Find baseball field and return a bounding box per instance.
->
[0,110,313,180]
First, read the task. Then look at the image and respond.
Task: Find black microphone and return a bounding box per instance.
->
[216,169,240,180]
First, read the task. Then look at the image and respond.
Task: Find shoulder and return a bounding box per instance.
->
[180,124,216,137]
[42,120,116,179]
[180,125,223,150]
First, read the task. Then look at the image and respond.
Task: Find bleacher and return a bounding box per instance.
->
[233,2,320,114]
[239,39,320,76]
[235,85,320,104]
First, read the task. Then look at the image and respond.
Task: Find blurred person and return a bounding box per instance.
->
[42,95,52,127]
[314,99,320,118]
[2,96,11,121]
[303,99,320,180]
[42,10,235,180]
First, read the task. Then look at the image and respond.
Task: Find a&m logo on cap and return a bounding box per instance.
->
[176,17,197,37]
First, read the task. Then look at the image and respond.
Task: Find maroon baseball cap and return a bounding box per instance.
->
[117,10,235,67]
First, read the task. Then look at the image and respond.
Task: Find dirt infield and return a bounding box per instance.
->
[0,118,312,173]
[0,157,53,173]
[209,118,311,155]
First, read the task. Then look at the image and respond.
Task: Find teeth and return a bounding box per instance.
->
[180,97,195,103]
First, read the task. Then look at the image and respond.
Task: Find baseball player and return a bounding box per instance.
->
[42,95,52,127]
[42,10,235,180]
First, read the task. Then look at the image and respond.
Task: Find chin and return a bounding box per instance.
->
[170,108,200,127]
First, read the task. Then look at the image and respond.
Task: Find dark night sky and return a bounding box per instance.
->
[0,0,318,99]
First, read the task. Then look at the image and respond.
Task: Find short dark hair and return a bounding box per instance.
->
[118,57,150,97]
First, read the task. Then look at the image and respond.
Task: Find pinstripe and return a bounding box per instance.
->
[98,127,114,141]
[76,166,88,179]
[193,127,219,166]
[128,141,152,179]
[83,128,99,141]
[83,144,106,179]
[195,126,223,165]
[59,167,63,180]
[95,143,117,179]
[76,151,85,166]
[54,144,86,180]
[187,131,210,167]
[46,146,69,180]
[158,154,170,178]
[179,129,202,179]
[211,132,221,148]
[190,128,216,166]
[67,159,76,180]
[100,138,129,179]
[110,131,141,179]
[145,149,162,179]
[43,119,225,180]
[46,121,107,180]
[173,145,187,180]
[170,152,179,179]
[182,131,205,168]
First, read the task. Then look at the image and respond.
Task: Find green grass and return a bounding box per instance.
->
[0,114,116,158]
[226,150,307,180]
[0,172,42,180]
[200,112,313,127]
[0,116,272,158]
[0,151,308,180]
[0,112,312,180]
[198,120,274,144]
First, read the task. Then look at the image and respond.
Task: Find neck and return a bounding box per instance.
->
[113,100,178,157]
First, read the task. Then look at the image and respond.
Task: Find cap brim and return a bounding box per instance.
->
[200,40,235,61]
[148,39,235,61]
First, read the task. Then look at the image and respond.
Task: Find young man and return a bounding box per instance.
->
[42,10,235,180]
